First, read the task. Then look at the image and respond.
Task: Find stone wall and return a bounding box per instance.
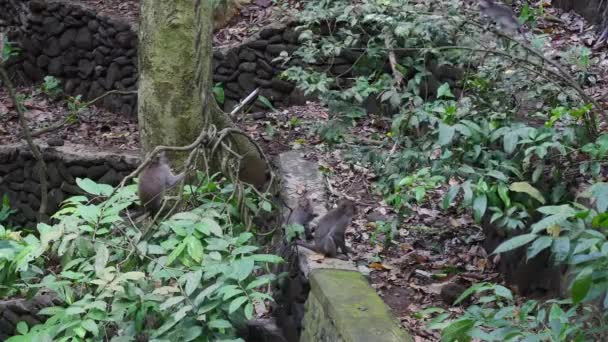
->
[212,23,311,113]
[0,143,139,228]
[0,293,62,341]
[0,0,138,115]
[0,0,350,115]
[275,151,412,342]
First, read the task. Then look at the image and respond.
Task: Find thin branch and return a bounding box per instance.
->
[230,87,260,116]
[384,33,404,87]
[0,64,48,221]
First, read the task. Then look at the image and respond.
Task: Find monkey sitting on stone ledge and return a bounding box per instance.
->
[296,199,356,260]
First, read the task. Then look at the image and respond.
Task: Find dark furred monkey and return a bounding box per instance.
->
[138,152,185,215]
[297,199,356,259]
[478,0,529,42]
[287,196,317,240]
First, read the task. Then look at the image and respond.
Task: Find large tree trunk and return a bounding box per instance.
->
[138,0,264,181]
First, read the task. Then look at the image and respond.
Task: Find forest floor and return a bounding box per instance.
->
[2,1,608,340]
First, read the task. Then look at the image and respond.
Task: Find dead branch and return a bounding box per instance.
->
[384,32,405,87]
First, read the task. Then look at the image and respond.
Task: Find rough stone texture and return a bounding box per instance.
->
[301,270,413,342]
[0,2,339,113]
[0,293,63,340]
[0,0,137,115]
[276,151,412,342]
[0,143,139,228]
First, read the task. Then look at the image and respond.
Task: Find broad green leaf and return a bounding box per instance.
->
[94,244,109,277]
[438,123,455,146]
[81,319,99,336]
[76,178,114,196]
[187,236,204,263]
[442,319,474,341]
[261,201,272,212]
[15,322,28,335]
[229,296,249,314]
[493,285,513,300]
[220,285,244,300]
[197,217,223,237]
[531,215,568,234]
[503,132,519,154]
[590,183,608,212]
[414,186,426,202]
[174,305,193,321]
[65,306,86,315]
[246,275,275,290]
[487,170,507,182]
[537,205,577,216]
[184,271,203,296]
[473,194,487,222]
[251,254,284,264]
[527,236,552,260]
[509,182,545,204]
[442,185,460,210]
[209,319,232,330]
[244,303,254,320]
[571,267,592,304]
[166,241,186,266]
[552,237,570,263]
[437,83,454,99]
[493,234,538,254]
[231,258,255,281]
[497,183,511,207]
[160,296,186,310]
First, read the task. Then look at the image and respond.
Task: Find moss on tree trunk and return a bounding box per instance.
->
[138,0,262,176]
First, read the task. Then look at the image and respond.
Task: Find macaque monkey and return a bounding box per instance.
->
[238,154,269,190]
[478,0,529,42]
[297,199,356,259]
[138,152,185,215]
[286,196,317,240]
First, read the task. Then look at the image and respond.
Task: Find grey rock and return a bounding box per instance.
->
[47,138,64,148]
[67,165,87,178]
[78,59,94,78]
[43,37,61,57]
[239,48,257,62]
[36,55,50,68]
[48,56,63,76]
[246,39,269,50]
[105,63,121,89]
[98,169,119,186]
[88,20,99,32]
[43,17,64,36]
[239,62,257,72]
[238,73,257,93]
[74,27,92,49]
[59,28,77,49]
[87,165,109,179]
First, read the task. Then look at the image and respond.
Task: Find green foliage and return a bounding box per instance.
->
[40,76,62,99]
[213,82,225,105]
[284,223,305,242]
[1,40,20,61]
[257,95,276,111]
[287,0,608,337]
[426,282,594,341]
[370,220,398,248]
[2,176,281,341]
[0,193,16,223]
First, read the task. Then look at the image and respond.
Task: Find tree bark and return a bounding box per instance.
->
[138,0,263,176]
